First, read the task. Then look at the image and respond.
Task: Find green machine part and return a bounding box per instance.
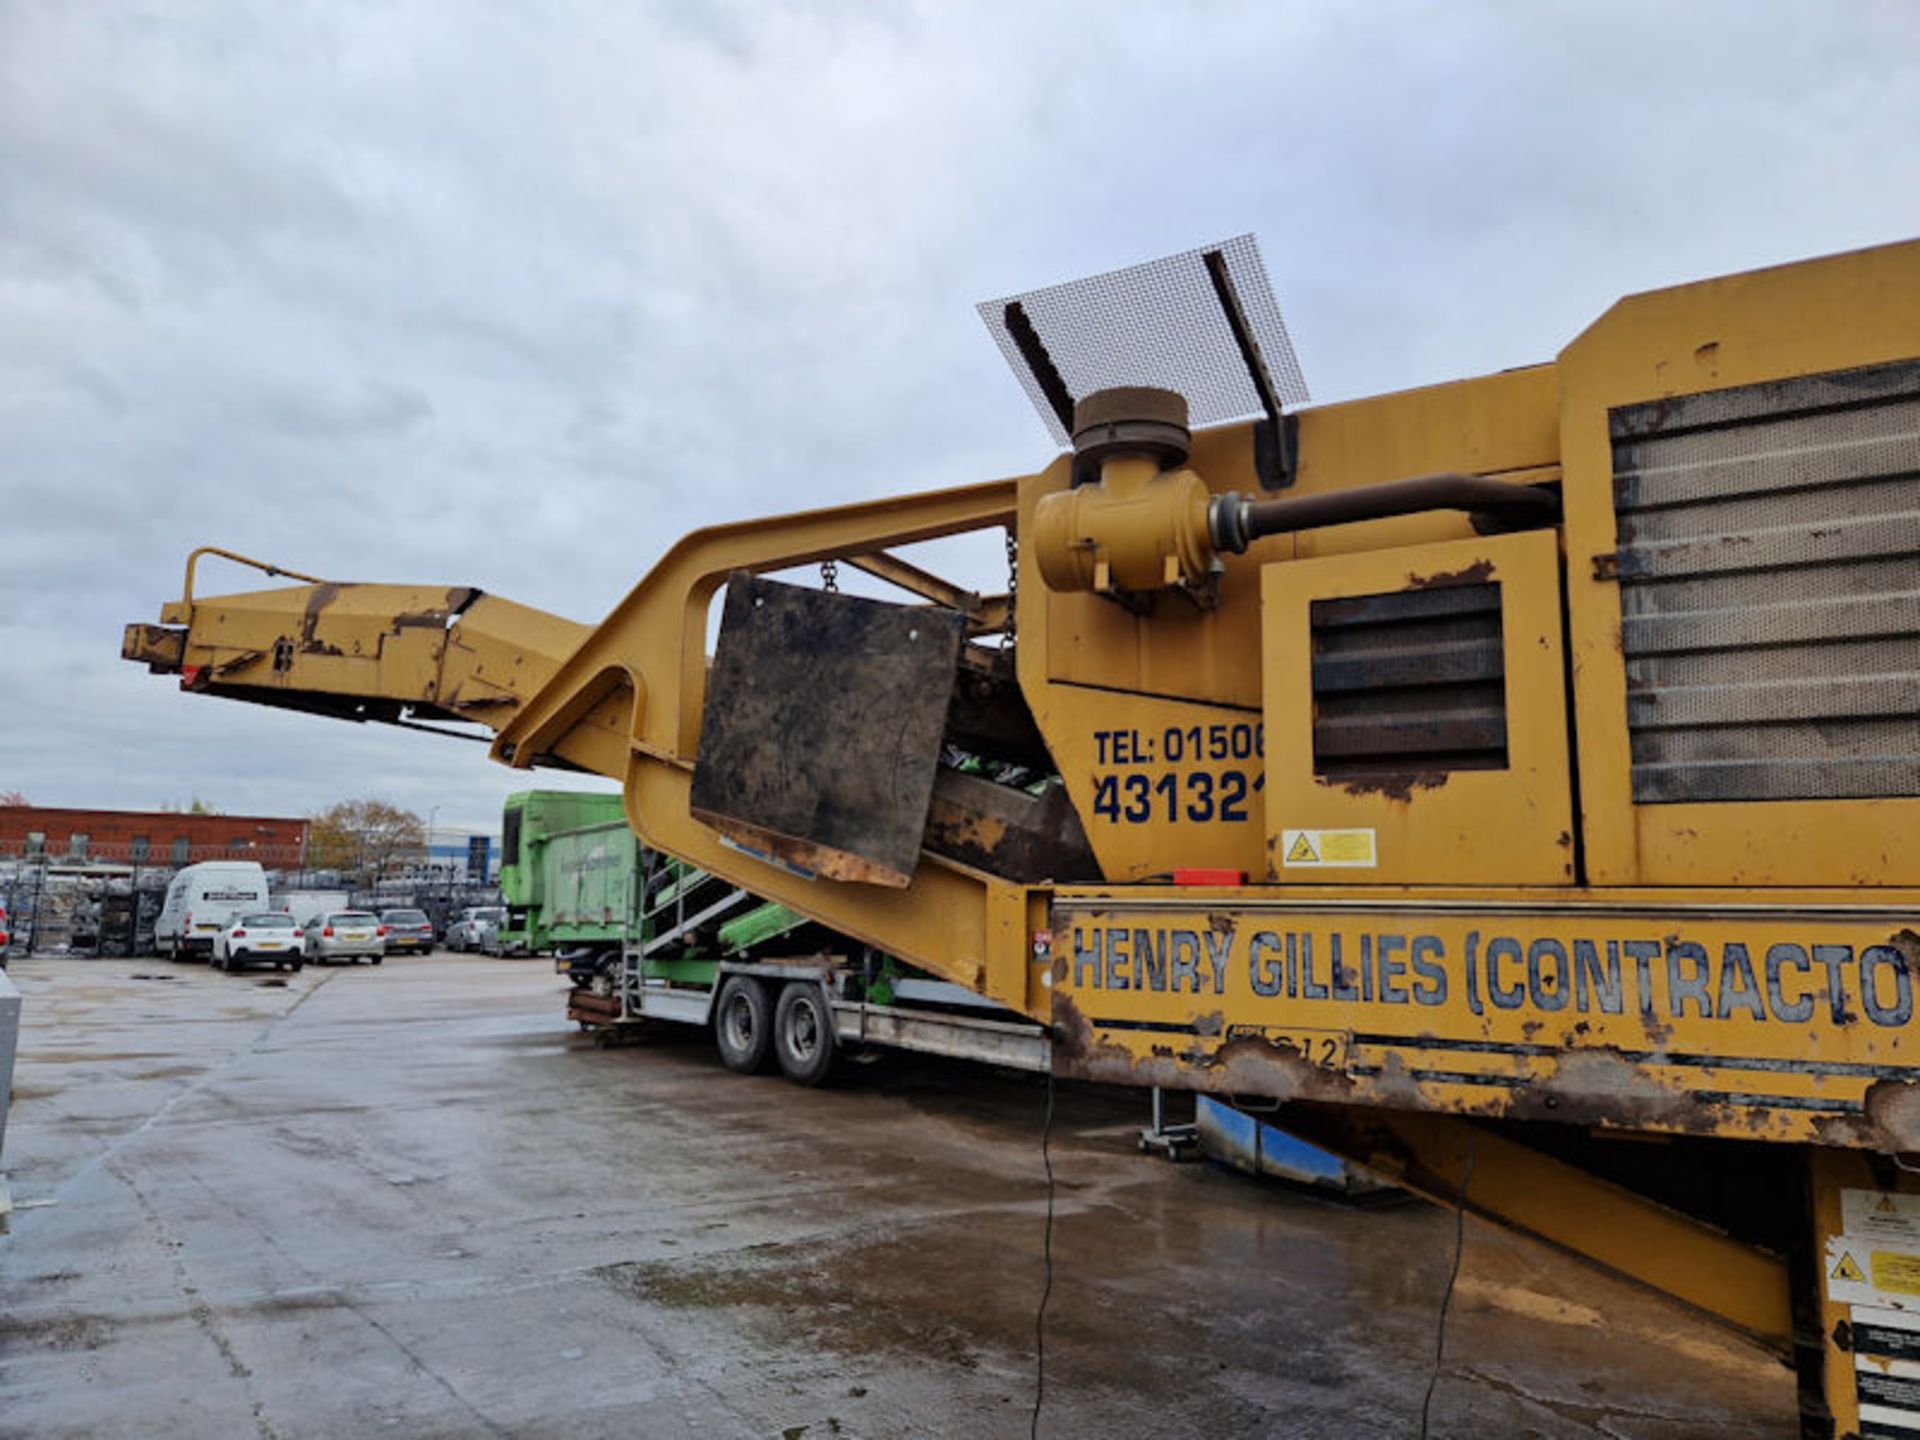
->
[716,900,809,955]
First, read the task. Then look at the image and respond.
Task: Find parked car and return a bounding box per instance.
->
[379,908,435,955]
[213,912,305,973]
[0,900,10,963]
[445,906,506,952]
[301,911,385,966]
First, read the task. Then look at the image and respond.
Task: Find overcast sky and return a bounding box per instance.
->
[3,1,1917,837]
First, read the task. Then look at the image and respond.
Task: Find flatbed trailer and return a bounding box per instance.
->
[124,238,1920,1435]
[519,801,1052,1078]
[493,791,1051,1077]
[570,949,1049,1078]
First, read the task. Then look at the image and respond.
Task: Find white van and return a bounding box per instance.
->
[275,890,350,926]
[155,862,271,961]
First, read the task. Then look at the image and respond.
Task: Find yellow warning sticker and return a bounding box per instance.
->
[1873,1251,1920,1297]
[1280,829,1377,869]
[1826,1230,1920,1310]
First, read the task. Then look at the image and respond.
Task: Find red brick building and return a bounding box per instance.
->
[0,806,309,868]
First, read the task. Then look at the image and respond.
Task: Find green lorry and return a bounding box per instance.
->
[495,789,626,957]
[498,789,1044,1086]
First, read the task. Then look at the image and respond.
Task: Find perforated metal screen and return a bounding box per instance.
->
[978,234,1309,448]
[1612,356,1920,803]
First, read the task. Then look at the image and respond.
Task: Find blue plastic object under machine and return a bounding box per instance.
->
[1195,1096,1384,1193]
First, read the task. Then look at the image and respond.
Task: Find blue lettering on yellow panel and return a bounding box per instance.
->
[1062,924,1916,1028]
[1089,725,1265,825]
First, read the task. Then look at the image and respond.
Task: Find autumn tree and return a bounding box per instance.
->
[306,799,427,880]
[0,791,27,806]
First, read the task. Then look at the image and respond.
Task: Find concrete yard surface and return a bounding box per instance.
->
[0,953,1792,1438]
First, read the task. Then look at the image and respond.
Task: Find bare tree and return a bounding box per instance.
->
[307,800,427,881]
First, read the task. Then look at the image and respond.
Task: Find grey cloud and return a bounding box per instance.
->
[2,0,1915,824]
[253,378,435,438]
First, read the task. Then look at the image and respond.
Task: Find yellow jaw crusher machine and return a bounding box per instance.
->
[126,237,1920,1435]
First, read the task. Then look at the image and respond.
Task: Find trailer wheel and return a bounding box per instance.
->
[714,976,773,1074]
[773,983,836,1087]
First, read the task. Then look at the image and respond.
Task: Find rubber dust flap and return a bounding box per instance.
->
[690,574,966,887]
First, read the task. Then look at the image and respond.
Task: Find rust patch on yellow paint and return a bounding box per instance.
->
[300,582,346,655]
[1050,992,1359,1106]
[1861,1080,1920,1153]
[1406,558,1495,589]
[1321,770,1448,802]
[1891,929,1920,985]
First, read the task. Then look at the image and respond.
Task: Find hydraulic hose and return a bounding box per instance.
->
[1209,473,1561,553]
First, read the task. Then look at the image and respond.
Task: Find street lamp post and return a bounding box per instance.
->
[425,806,443,916]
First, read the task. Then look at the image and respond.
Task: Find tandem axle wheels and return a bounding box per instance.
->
[713,975,838,1087]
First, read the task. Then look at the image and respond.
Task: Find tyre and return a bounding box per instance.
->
[713,976,773,1074]
[371,955,383,965]
[290,960,303,973]
[773,983,836,1087]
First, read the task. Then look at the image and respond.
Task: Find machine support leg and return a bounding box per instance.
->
[1791,1149,1836,1440]
[1277,1104,1794,1352]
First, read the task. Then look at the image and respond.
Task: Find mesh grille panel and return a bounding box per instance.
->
[1611,357,1920,804]
[978,234,1309,448]
[1310,583,1508,778]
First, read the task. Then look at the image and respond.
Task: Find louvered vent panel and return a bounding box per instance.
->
[1310,583,1508,780]
[1612,358,1920,803]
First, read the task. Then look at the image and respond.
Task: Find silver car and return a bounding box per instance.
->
[445,906,506,952]
[302,910,385,965]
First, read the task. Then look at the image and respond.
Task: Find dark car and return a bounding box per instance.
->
[379,908,435,955]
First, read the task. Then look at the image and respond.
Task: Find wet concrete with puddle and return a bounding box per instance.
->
[0,953,1792,1438]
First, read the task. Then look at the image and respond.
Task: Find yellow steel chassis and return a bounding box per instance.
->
[125,239,1920,1431]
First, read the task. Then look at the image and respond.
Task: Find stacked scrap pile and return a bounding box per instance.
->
[0,864,166,956]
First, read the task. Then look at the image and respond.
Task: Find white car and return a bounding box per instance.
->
[213,912,306,973]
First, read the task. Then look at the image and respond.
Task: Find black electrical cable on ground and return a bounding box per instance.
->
[1031,1065,1056,1440]
[1418,1133,1477,1440]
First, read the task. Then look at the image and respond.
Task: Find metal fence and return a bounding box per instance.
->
[0,859,501,959]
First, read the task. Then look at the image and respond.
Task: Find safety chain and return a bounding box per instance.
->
[1003,530,1018,649]
[820,558,839,593]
